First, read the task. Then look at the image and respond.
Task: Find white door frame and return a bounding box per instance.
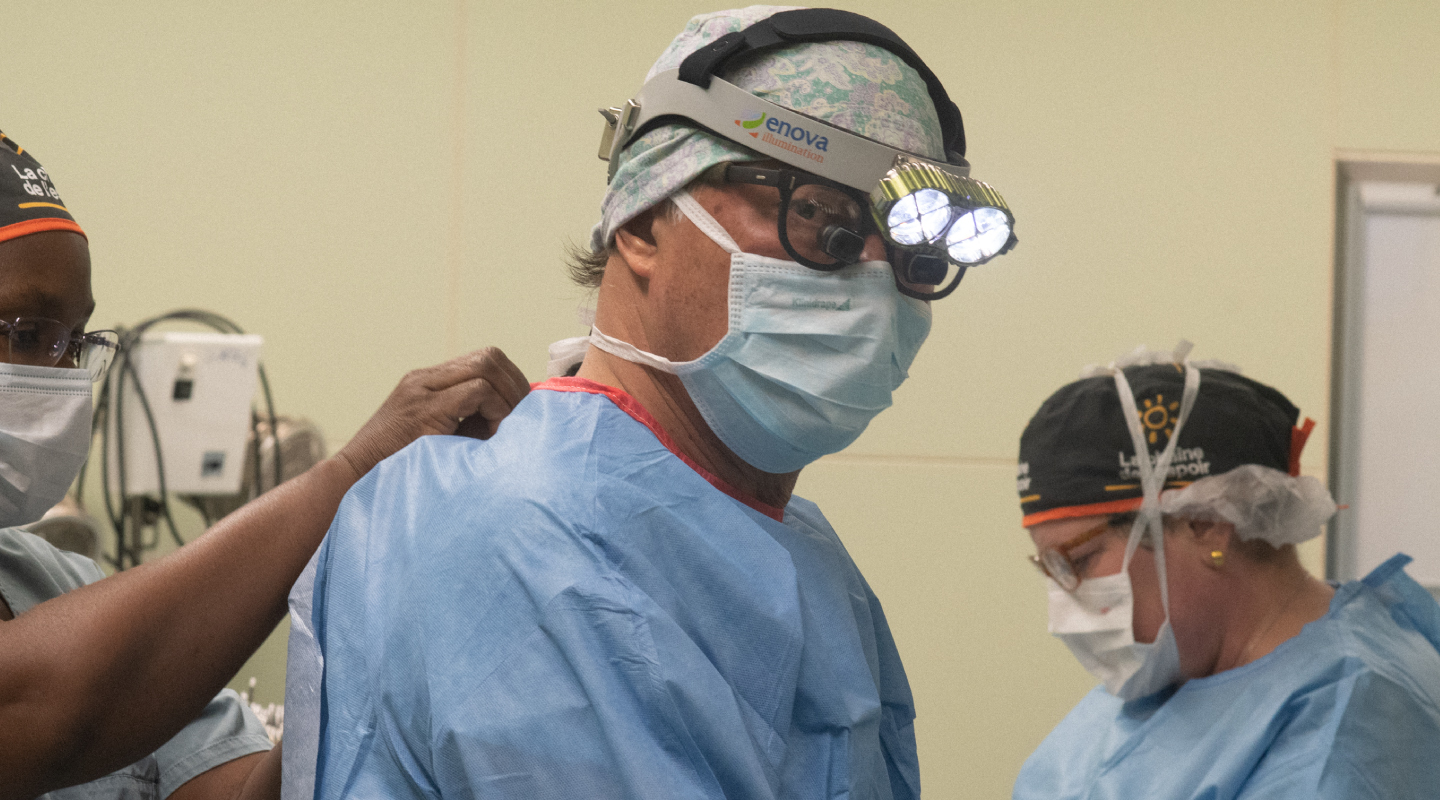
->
[1329,152,1440,583]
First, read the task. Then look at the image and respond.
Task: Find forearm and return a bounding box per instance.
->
[0,457,355,798]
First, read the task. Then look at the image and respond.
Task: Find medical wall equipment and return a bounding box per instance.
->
[598,8,1017,300]
[106,331,263,496]
[77,310,284,570]
[183,415,326,527]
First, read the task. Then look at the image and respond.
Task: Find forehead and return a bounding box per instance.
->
[0,231,94,325]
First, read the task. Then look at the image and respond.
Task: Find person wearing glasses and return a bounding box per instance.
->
[286,7,1017,800]
[0,128,530,800]
[1014,347,1440,799]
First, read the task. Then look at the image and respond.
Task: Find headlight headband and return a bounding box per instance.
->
[598,8,1017,269]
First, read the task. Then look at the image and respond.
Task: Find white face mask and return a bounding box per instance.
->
[1047,572,1183,699]
[0,362,93,528]
[586,190,931,474]
[1045,356,1201,700]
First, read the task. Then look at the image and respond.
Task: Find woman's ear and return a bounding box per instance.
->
[1187,518,1237,550]
[614,206,666,280]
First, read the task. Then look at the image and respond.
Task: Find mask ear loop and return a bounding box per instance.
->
[586,325,685,374]
[671,191,742,255]
[1110,360,1202,619]
[587,190,741,374]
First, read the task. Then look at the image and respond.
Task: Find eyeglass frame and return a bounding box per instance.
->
[719,163,968,301]
[0,316,120,382]
[1028,516,1124,592]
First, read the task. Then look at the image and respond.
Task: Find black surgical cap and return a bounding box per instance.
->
[0,129,85,245]
[1018,364,1311,526]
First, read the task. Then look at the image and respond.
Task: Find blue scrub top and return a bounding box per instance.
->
[0,528,273,800]
[305,378,920,800]
[1014,553,1440,800]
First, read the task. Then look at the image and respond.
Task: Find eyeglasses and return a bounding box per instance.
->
[1028,519,1115,592]
[1,317,120,382]
[721,164,968,301]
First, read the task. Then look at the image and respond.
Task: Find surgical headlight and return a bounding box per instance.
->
[596,8,1017,300]
[872,156,1016,267]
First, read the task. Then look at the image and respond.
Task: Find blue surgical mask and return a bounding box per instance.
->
[588,191,931,474]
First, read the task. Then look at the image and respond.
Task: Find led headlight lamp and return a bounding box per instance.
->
[598,9,1017,299]
[873,157,1015,282]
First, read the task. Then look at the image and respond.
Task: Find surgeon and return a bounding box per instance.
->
[0,127,529,800]
[1013,345,1440,799]
[292,6,1017,799]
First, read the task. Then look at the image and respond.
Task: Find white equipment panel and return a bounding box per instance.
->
[108,332,263,496]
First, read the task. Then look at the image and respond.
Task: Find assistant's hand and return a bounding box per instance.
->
[335,346,529,480]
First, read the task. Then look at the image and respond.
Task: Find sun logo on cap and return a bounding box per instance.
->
[1139,394,1180,444]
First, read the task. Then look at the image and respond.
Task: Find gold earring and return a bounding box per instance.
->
[1210,550,1225,569]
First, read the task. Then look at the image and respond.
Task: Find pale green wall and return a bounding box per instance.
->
[6,2,1440,796]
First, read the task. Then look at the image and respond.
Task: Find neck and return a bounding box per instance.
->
[576,347,798,510]
[1212,554,1334,673]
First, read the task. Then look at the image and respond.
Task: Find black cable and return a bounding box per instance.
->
[120,354,184,549]
[250,409,264,500]
[113,327,136,567]
[258,365,281,491]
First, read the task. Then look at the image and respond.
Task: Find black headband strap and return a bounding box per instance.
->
[676,8,966,161]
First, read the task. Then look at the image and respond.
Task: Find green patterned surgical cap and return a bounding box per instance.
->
[590,5,946,252]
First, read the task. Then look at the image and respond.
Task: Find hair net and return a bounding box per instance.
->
[1159,463,1336,547]
[1079,343,1241,379]
[590,5,946,252]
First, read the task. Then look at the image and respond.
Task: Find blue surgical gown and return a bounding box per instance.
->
[1014,553,1440,799]
[304,378,920,800]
